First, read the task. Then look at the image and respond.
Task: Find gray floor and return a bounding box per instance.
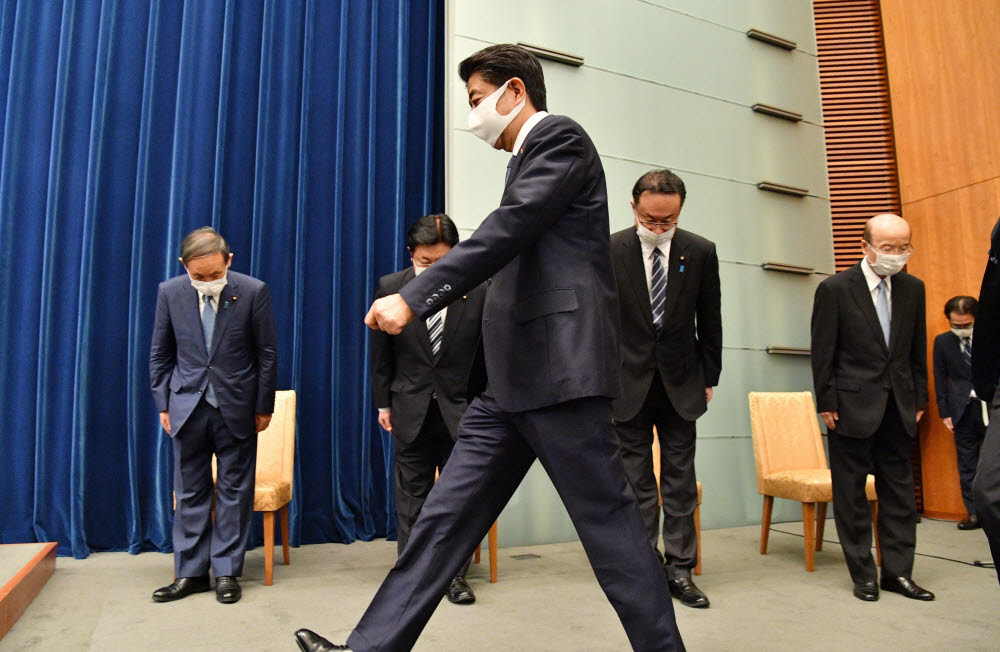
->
[4,517,998,651]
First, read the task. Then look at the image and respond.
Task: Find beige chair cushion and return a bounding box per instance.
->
[760,469,877,504]
[255,479,292,512]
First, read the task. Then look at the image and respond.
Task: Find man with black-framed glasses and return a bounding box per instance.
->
[610,169,722,609]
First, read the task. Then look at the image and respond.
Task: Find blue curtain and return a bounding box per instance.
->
[0,0,443,558]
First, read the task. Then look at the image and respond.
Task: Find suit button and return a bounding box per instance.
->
[882,386,890,392]
[198,390,203,394]
[207,364,212,369]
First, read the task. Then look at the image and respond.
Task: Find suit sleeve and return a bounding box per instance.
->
[149,284,175,413]
[370,278,394,409]
[697,243,723,387]
[972,217,1000,400]
[911,281,929,409]
[399,123,588,318]
[252,283,278,415]
[932,336,951,418]
[810,280,838,413]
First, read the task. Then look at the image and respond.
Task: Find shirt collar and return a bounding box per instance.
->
[512,111,549,155]
[860,257,891,293]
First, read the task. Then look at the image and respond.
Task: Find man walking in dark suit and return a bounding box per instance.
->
[295,44,684,652]
[370,213,485,605]
[811,213,933,602]
[150,227,278,604]
[972,217,1000,582]
[933,295,987,530]
[610,169,721,609]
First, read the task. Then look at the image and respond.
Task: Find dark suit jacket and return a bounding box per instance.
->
[370,267,485,443]
[397,115,620,413]
[973,218,1000,402]
[150,271,278,439]
[610,227,722,422]
[810,262,928,438]
[933,331,975,420]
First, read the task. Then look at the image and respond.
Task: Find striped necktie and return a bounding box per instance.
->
[961,337,972,366]
[650,247,666,330]
[427,312,443,357]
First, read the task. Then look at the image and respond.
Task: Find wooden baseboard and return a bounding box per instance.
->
[0,542,57,641]
[923,510,963,521]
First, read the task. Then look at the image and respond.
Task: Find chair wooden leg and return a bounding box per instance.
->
[693,502,702,576]
[488,520,498,583]
[869,500,882,567]
[263,510,275,586]
[280,504,291,566]
[815,502,827,551]
[474,546,481,564]
[802,502,816,572]
[760,495,774,554]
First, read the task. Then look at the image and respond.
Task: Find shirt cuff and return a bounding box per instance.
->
[378,407,390,413]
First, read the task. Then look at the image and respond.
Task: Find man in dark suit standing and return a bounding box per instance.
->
[295,44,684,652]
[933,295,987,530]
[149,227,278,604]
[972,217,1000,582]
[811,213,932,602]
[370,213,485,605]
[610,169,721,609]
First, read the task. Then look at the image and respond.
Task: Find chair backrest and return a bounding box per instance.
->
[256,390,296,491]
[748,391,827,493]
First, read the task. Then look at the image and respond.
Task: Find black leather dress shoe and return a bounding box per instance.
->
[667,577,710,608]
[152,576,211,602]
[881,576,934,601]
[853,581,879,601]
[958,515,981,530]
[215,576,241,604]
[294,629,350,651]
[447,576,476,604]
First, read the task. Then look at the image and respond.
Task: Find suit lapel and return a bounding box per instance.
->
[847,263,889,355]
[403,267,434,360]
[209,277,238,360]
[660,231,688,320]
[621,231,655,332]
[186,285,209,358]
[435,295,466,361]
[888,275,906,355]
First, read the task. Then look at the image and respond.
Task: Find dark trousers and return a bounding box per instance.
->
[973,388,1000,584]
[953,400,987,515]
[393,399,471,577]
[614,374,698,579]
[172,399,257,578]
[829,397,916,584]
[347,393,684,652]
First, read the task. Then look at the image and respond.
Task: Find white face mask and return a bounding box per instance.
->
[636,222,676,248]
[868,249,910,276]
[413,263,428,276]
[468,80,524,147]
[952,326,973,339]
[189,275,227,296]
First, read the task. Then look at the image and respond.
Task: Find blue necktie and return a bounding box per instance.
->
[875,279,890,347]
[427,311,443,357]
[202,294,218,407]
[650,247,666,330]
[961,337,972,366]
[505,156,515,186]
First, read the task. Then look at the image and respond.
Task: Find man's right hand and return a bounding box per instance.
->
[378,410,392,433]
[820,411,839,430]
[159,411,171,434]
[943,416,954,432]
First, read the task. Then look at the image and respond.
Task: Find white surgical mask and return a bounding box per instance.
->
[868,250,909,276]
[468,80,524,147]
[190,275,227,296]
[636,222,675,248]
[952,326,973,339]
[413,263,428,276]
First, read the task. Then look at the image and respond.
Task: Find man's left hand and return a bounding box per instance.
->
[705,387,714,404]
[255,413,272,432]
[916,409,925,423]
[365,294,415,335]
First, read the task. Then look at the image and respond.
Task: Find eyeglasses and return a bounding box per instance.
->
[865,241,914,255]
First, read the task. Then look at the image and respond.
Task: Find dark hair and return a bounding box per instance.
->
[631,169,687,206]
[458,44,547,112]
[406,214,459,250]
[944,295,978,318]
[180,226,230,264]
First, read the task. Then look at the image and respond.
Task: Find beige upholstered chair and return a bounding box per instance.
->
[253,389,296,585]
[748,391,880,571]
[472,522,499,583]
[652,429,703,575]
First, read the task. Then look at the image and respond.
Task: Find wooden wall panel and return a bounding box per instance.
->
[881,0,1000,519]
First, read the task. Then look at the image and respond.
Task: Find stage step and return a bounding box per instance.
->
[0,542,57,641]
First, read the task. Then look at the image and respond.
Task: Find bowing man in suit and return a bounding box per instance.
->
[150,227,278,604]
[370,213,486,605]
[610,169,721,609]
[972,217,1000,582]
[295,44,685,652]
[811,213,933,602]
[933,295,987,530]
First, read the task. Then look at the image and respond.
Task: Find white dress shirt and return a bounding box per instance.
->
[860,256,892,311]
[512,111,549,156]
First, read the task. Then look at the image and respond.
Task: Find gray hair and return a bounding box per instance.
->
[180,226,230,264]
